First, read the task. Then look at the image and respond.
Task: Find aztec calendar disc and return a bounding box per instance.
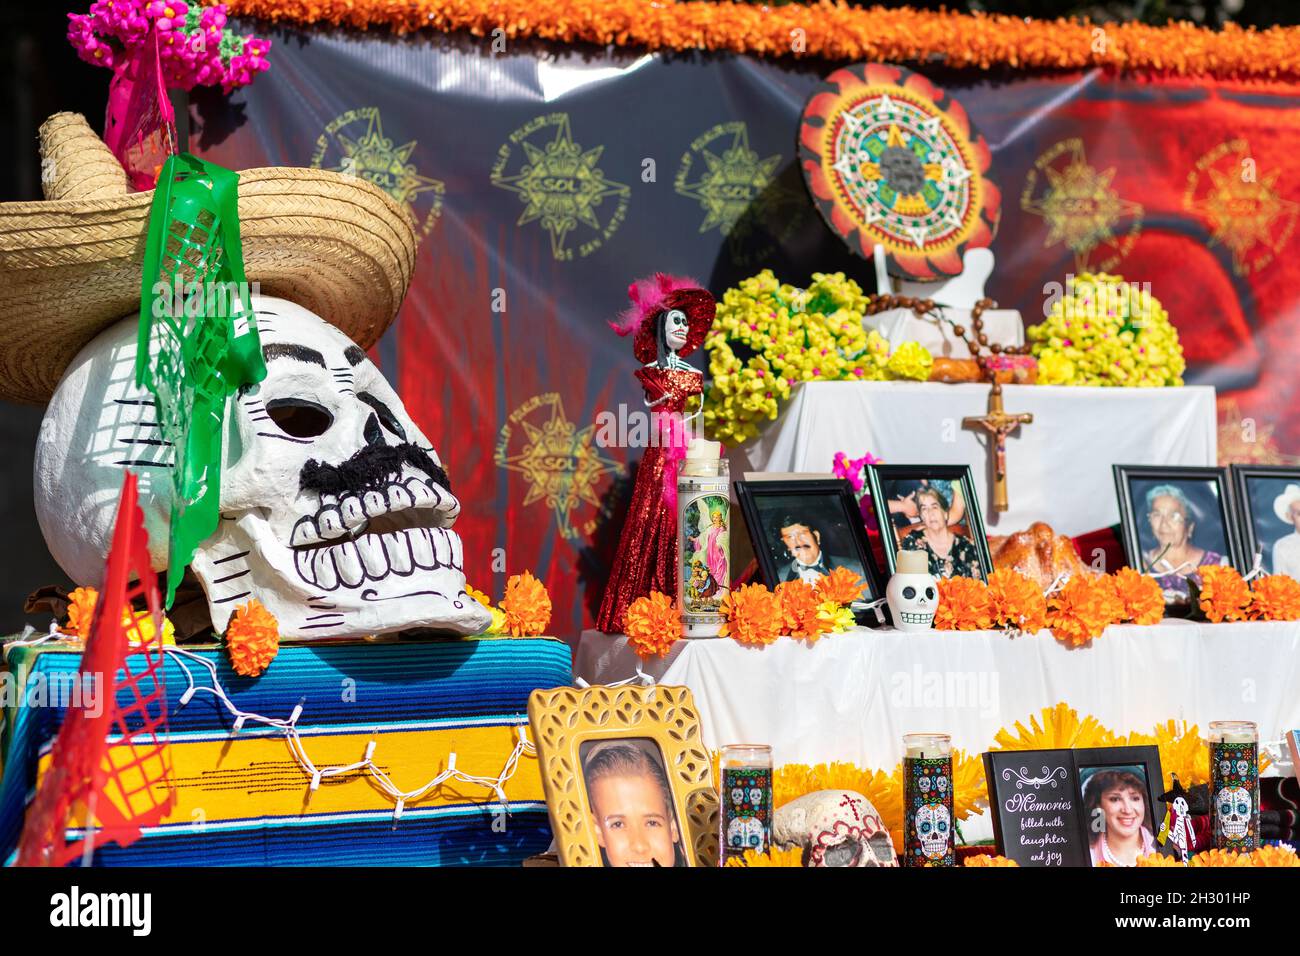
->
[799,62,1001,280]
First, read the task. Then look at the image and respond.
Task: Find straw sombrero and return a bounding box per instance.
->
[0,112,418,405]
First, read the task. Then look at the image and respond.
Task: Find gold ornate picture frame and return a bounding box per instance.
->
[528,684,718,867]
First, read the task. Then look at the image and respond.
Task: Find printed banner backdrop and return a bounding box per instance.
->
[186,24,1300,635]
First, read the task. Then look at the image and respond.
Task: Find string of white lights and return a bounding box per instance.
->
[163,646,536,821]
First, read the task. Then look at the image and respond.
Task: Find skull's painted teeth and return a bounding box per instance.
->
[357,535,388,578]
[291,518,318,548]
[334,539,364,587]
[295,547,316,584]
[405,478,435,509]
[409,527,436,568]
[387,484,414,512]
[432,527,452,567]
[314,548,339,589]
[318,506,346,540]
[340,495,366,529]
[382,529,413,574]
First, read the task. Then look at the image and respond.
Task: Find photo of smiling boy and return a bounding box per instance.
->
[581,741,687,867]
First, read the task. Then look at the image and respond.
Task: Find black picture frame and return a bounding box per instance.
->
[1229,465,1300,578]
[1112,465,1243,604]
[1073,745,1167,868]
[734,477,884,619]
[864,464,993,581]
[984,745,1169,867]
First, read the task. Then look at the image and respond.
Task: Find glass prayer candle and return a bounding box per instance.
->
[1209,720,1259,851]
[903,733,954,866]
[678,439,729,638]
[718,744,772,865]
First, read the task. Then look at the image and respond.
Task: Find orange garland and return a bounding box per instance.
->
[814,566,867,606]
[220,0,1300,81]
[933,576,992,631]
[719,582,784,647]
[774,579,835,641]
[985,568,1046,632]
[1109,567,1165,626]
[625,591,680,660]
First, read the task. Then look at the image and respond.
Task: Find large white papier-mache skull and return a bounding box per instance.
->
[34,295,491,640]
[772,789,898,867]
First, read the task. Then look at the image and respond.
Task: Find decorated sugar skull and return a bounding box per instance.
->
[935,774,949,795]
[7,114,490,641]
[1216,786,1251,840]
[772,789,898,867]
[35,297,490,640]
[748,787,764,807]
[886,550,938,631]
[727,816,765,851]
[915,803,951,860]
[730,787,745,806]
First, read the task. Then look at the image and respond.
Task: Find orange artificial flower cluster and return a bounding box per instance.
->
[625,591,681,660]
[500,570,552,636]
[813,566,867,606]
[720,583,784,647]
[963,853,1019,867]
[932,569,1167,646]
[985,568,1047,632]
[1197,565,1253,623]
[775,579,835,641]
[1247,573,1300,621]
[1139,845,1300,868]
[225,599,280,677]
[223,1,1300,81]
[933,576,992,630]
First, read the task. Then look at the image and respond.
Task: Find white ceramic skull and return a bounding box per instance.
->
[34,296,491,640]
[887,551,938,631]
[916,803,951,860]
[772,789,898,867]
[663,308,689,351]
[1216,786,1251,840]
[726,816,765,853]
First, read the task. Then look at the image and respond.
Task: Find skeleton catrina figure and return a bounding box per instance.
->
[4,114,489,640]
[595,274,715,633]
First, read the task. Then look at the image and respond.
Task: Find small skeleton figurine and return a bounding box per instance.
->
[1157,775,1198,862]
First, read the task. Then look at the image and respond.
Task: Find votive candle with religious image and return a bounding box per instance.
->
[1209,720,1259,851]
[678,439,729,638]
[718,744,772,865]
[904,733,955,866]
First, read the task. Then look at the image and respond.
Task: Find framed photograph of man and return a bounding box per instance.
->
[1113,465,1241,607]
[865,464,993,580]
[734,478,884,609]
[528,685,718,867]
[1230,465,1300,579]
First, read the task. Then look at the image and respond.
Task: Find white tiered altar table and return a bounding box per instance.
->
[731,381,1218,535]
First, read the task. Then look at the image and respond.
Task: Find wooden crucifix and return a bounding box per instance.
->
[963,384,1032,512]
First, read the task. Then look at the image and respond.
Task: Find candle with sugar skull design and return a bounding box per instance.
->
[904,733,954,866]
[718,744,772,865]
[1209,720,1259,851]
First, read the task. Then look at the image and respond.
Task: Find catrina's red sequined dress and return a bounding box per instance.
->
[596,365,702,633]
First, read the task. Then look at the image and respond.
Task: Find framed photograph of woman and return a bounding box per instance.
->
[1074,746,1170,867]
[734,478,884,612]
[1113,465,1241,607]
[1230,465,1300,578]
[864,464,993,580]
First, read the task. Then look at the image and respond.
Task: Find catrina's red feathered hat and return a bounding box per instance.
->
[610,273,715,364]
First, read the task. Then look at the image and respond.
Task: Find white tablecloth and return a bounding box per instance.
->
[575,622,1300,771]
[732,381,1217,537]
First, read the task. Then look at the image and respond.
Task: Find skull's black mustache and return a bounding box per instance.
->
[299,443,452,498]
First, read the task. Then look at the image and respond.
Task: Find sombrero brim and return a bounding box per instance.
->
[0,167,417,405]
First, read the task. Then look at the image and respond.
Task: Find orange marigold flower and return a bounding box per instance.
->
[933,576,992,631]
[963,853,1019,867]
[814,566,866,606]
[775,579,834,641]
[225,599,280,678]
[1188,848,1250,867]
[986,569,1047,632]
[501,570,551,636]
[63,586,99,639]
[1198,565,1252,623]
[1134,853,1184,867]
[1247,845,1300,867]
[1046,576,1115,647]
[625,591,680,659]
[1111,567,1164,625]
[720,583,782,646]
[1248,574,1300,621]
